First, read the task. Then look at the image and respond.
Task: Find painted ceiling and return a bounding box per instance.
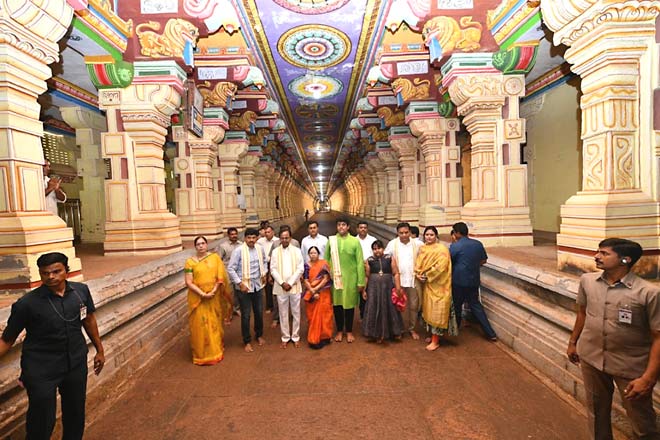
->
[45,0,568,200]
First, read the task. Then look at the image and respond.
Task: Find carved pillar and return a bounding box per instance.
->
[0,0,81,290]
[408,114,462,228]
[218,132,248,229]
[389,127,420,224]
[172,124,224,241]
[366,154,386,222]
[61,106,108,243]
[378,146,400,225]
[359,168,375,218]
[542,1,660,276]
[264,164,278,220]
[275,171,287,218]
[99,73,185,255]
[254,161,270,221]
[447,72,532,246]
[239,149,260,228]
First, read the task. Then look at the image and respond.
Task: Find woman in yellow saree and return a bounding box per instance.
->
[415,226,458,351]
[184,236,232,365]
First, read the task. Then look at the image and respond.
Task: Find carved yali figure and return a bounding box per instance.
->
[423,16,482,57]
[136,19,199,58]
[391,78,431,101]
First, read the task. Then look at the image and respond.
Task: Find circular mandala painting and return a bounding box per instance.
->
[272,0,350,14]
[278,25,351,70]
[288,74,343,99]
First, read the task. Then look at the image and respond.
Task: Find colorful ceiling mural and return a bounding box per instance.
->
[45,0,564,200]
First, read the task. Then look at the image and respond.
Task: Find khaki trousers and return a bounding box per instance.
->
[403,285,421,332]
[581,362,659,440]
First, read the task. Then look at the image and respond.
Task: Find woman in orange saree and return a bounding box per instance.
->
[415,226,458,351]
[184,236,232,365]
[303,246,334,349]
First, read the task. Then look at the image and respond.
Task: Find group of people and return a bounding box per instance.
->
[1,214,658,439]
[183,217,499,359]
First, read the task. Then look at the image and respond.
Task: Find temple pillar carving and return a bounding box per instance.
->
[218,132,248,229]
[541,1,660,276]
[378,147,401,225]
[447,72,533,246]
[239,150,261,228]
[254,161,271,221]
[99,72,185,255]
[390,127,420,225]
[408,114,462,228]
[0,0,80,290]
[61,106,108,243]
[365,154,386,222]
[172,123,225,241]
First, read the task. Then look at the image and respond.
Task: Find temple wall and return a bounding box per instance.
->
[525,81,582,233]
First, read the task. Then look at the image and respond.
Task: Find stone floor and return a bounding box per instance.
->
[84,213,592,440]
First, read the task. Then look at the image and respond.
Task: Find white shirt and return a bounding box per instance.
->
[385,238,420,288]
[356,234,377,261]
[270,245,304,296]
[237,194,246,210]
[256,237,279,262]
[44,176,66,215]
[300,234,328,263]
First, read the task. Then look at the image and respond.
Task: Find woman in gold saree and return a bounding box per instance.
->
[415,226,458,351]
[184,236,232,365]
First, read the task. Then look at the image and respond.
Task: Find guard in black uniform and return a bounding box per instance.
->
[0,252,105,440]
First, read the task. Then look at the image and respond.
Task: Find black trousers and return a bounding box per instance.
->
[265,282,274,311]
[24,361,88,440]
[333,306,355,333]
[237,288,264,344]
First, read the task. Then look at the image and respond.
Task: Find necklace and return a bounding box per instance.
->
[47,288,85,322]
[378,258,384,276]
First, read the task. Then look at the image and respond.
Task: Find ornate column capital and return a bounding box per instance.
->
[408,117,444,137]
[541,1,660,48]
[448,73,524,116]
[60,106,107,131]
[239,154,260,168]
[377,150,400,169]
[389,134,418,159]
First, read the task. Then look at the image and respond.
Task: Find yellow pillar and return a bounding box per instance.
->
[408,115,463,228]
[542,1,660,275]
[389,127,420,224]
[61,106,108,243]
[448,72,533,246]
[239,150,260,228]
[172,123,225,241]
[218,132,248,229]
[99,71,185,255]
[365,154,386,222]
[254,161,270,221]
[378,145,401,225]
[0,0,81,291]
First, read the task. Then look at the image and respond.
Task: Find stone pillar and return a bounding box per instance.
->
[254,161,270,221]
[408,115,462,228]
[275,171,286,219]
[0,0,81,290]
[359,168,375,218]
[378,146,401,225]
[239,149,260,228]
[218,132,248,230]
[389,127,420,224]
[448,72,533,246]
[172,124,224,242]
[61,106,108,243]
[366,154,386,222]
[542,1,660,276]
[99,73,185,255]
[264,164,278,220]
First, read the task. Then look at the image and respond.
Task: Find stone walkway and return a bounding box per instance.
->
[84,214,591,439]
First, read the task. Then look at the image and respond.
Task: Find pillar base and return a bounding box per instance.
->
[179,213,223,242]
[384,206,398,225]
[0,214,81,292]
[242,210,259,229]
[104,213,182,256]
[222,209,244,231]
[419,205,461,229]
[460,205,533,247]
[557,192,660,278]
[397,205,420,225]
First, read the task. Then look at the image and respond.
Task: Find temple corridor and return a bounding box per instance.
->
[82,213,590,440]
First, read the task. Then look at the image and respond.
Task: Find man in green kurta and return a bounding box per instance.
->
[325,217,365,343]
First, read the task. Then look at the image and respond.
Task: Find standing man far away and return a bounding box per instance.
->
[385,222,421,340]
[449,222,497,341]
[355,221,376,319]
[301,221,328,264]
[228,228,268,353]
[0,252,104,440]
[270,229,305,349]
[324,217,365,343]
[257,225,279,318]
[43,159,66,216]
[568,238,660,439]
[217,226,243,321]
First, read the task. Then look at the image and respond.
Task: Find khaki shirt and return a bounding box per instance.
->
[217,239,242,265]
[577,271,660,378]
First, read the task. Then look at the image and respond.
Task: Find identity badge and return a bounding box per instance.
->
[80,305,87,320]
[618,307,632,325]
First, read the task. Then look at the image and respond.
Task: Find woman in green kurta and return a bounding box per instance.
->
[324,218,365,343]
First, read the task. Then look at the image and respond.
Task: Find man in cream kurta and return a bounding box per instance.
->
[270,229,304,348]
